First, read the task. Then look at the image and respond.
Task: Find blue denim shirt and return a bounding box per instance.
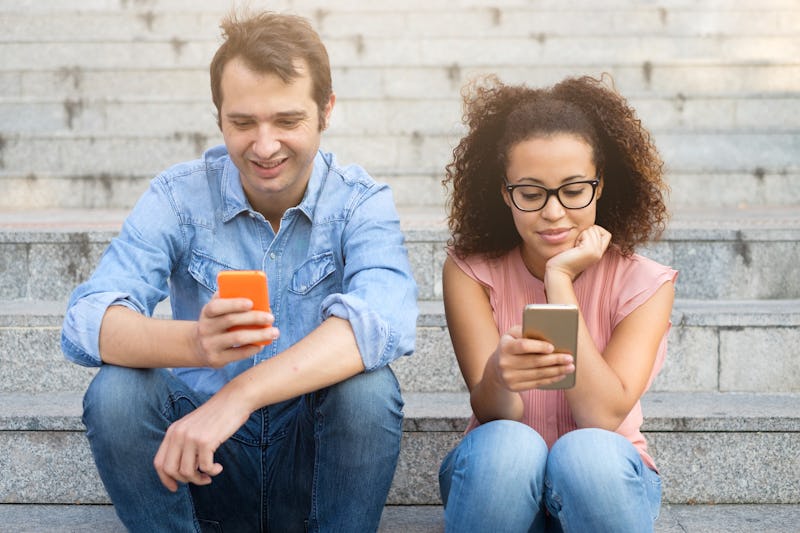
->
[62,146,418,396]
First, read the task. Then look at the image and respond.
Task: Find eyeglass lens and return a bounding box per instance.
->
[511,181,596,211]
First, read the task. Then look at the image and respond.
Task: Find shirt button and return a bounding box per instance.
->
[269,253,276,260]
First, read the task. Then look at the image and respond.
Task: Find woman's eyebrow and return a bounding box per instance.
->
[514,174,591,185]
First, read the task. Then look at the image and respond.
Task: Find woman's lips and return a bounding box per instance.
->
[537,228,572,244]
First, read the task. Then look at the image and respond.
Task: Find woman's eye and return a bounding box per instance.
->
[520,190,544,200]
[562,185,588,197]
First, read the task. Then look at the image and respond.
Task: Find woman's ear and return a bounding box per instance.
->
[501,178,514,208]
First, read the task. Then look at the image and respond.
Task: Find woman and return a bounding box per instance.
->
[439,75,677,532]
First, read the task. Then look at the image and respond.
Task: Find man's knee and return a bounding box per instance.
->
[319,365,403,421]
[308,365,404,459]
[82,366,165,438]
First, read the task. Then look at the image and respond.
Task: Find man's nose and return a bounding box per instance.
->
[252,125,280,158]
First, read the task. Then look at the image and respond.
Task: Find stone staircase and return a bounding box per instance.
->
[1,1,799,531]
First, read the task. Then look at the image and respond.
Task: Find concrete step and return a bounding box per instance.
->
[399,298,800,394]
[1,503,799,533]
[2,2,799,211]
[1,133,798,203]
[4,31,798,72]
[2,298,799,395]
[2,0,798,12]
[5,96,798,139]
[1,504,799,533]
[4,64,799,105]
[2,206,797,302]
[1,391,798,506]
[3,5,800,41]
[2,168,798,211]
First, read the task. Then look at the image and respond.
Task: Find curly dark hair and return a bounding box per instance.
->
[444,74,668,258]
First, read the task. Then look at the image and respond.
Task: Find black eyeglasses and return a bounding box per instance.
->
[504,179,600,212]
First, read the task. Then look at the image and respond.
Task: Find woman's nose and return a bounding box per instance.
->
[540,192,565,220]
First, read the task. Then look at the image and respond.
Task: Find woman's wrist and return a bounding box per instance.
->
[544,265,575,290]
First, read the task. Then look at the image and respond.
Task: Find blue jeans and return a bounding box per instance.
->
[82,364,404,532]
[439,420,662,533]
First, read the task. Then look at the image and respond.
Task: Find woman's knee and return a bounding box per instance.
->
[440,420,548,511]
[466,420,548,470]
[444,421,547,489]
[546,429,659,529]
[547,428,641,488]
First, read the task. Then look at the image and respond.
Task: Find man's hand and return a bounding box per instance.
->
[152,388,250,492]
[194,294,279,368]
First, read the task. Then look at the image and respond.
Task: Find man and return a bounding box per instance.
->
[61,10,417,532]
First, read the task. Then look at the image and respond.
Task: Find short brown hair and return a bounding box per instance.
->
[444,75,668,258]
[210,11,332,130]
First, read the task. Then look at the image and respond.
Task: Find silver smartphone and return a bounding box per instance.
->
[522,304,579,389]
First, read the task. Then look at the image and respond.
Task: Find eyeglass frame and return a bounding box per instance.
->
[503,178,601,212]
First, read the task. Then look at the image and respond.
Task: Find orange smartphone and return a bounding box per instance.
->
[523,304,578,389]
[216,270,272,346]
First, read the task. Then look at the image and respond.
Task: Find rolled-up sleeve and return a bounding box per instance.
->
[61,180,177,367]
[321,185,418,371]
[61,292,140,367]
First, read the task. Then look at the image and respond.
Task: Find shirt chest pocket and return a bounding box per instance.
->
[187,250,241,294]
[289,252,337,295]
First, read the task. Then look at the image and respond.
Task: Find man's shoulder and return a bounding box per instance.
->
[134,146,233,224]
[155,145,228,184]
[319,150,380,190]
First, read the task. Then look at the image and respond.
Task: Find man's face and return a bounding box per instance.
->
[219,57,334,218]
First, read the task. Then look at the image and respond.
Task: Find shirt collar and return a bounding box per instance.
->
[220,150,329,223]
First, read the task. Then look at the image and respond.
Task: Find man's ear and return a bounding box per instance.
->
[321,93,336,131]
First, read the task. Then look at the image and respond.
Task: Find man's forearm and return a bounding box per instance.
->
[99,306,366,411]
[98,305,200,367]
[222,316,366,414]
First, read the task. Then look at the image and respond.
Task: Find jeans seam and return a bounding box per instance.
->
[308,392,324,533]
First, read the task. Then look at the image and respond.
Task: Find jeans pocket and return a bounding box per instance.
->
[647,469,663,521]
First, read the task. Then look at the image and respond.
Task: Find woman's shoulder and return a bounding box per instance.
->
[596,247,676,281]
[591,247,677,320]
[446,247,522,286]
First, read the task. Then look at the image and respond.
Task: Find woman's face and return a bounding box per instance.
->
[502,134,602,277]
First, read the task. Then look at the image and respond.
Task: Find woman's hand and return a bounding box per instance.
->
[486,325,575,392]
[545,225,612,281]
